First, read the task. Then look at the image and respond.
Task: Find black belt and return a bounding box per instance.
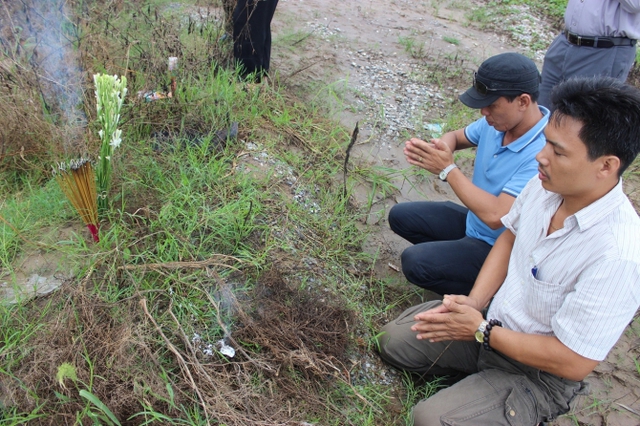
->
[564,29,637,48]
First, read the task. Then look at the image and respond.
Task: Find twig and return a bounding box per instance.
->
[615,402,640,416]
[167,306,220,390]
[188,274,276,373]
[284,57,329,80]
[139,298,212,426]
[117,255,242,272]
[292,29,316,46]
[423,341,453,377]
[343,122,359,198]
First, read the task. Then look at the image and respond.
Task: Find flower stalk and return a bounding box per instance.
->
[94,73,127,215]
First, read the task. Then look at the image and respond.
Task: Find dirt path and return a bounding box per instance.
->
[273,1,640,425]
[273,0,523,275]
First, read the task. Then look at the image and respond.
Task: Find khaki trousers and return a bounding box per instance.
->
[377,301,587,426]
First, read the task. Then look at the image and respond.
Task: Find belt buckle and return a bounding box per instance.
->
[576,35,582,46]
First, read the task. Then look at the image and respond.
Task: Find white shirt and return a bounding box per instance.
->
[565,0,640,39]
[487,177,640,361]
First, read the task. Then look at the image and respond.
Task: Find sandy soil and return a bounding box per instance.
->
[273,1,640,425]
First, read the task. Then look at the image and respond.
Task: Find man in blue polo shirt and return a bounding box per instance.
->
[389,52,548,295]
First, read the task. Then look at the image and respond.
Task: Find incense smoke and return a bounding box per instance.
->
[2,0,87,150]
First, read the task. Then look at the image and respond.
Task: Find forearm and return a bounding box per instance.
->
[445,169,514,229]
[438,131,459,152]
[489,327,599,381]
[468,230,514,308]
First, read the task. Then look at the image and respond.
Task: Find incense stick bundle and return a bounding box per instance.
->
[54,158,100,242]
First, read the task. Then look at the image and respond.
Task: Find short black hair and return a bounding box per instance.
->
[549,77,640,177]
[503,91,539,104]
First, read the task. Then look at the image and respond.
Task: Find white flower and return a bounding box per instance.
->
[98,129,104,139]
[110,129,122,149]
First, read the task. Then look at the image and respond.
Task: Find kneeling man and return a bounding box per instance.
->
[377,76,640,425]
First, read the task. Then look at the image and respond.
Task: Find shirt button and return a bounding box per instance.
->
[493,154,498,158]
[509,410,516,417]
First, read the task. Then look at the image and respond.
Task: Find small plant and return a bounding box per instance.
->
[398,35,425,59]
[443,36,460,45]
[56,361,122,425]
[94,73,127,215]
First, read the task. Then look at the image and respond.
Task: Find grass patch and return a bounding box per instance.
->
[0,0,406,424]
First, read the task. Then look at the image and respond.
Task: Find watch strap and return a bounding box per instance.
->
[439,163,458,181]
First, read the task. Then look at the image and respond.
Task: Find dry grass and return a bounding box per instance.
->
[1,267,356,425]
[0,1,387,424]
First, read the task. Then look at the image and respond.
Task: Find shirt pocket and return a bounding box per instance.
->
[524,274,564,325]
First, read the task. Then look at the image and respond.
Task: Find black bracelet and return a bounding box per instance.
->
[482,319,502,351]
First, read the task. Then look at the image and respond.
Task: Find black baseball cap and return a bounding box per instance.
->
[459,52,541,108]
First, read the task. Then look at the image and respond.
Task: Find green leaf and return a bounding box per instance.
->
[79,390,122,426]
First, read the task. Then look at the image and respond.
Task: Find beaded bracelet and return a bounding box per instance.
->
[482,319,502,351]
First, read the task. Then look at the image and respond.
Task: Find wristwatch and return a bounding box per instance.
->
[439,163,458,181]
[475,320,489,343]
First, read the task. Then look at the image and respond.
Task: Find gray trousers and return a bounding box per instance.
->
[377,301,587,426]
[538,33,637,108]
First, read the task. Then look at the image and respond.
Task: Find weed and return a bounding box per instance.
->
[443,36,460,45]
[400,372,444,423]
[398,35,426,59]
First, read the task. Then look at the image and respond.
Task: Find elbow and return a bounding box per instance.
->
[558,369,591,382]
[548,358,598,382]
[486,216,505,230]
[558,367,592,382]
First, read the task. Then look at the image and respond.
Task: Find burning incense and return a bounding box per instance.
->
[54,158,99,242]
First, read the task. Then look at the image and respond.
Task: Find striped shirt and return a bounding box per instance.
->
[487,177,640,361]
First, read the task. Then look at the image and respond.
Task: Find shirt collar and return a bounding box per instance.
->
[504,106,550,153]
[539,179,626,232]
[556,180,626,232]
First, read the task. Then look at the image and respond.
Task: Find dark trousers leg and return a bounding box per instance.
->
[233,0,279,79]
[388,201,491,295]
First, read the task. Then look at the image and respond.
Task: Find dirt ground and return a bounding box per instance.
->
[273,1,640,425]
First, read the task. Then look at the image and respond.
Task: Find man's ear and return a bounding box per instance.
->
[598,155,621,178]
[518,94,532,109]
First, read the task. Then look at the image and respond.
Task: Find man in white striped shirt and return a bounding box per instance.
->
[377,76,640,425]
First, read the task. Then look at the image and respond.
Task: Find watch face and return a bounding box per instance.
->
[475,330,484,343]
[439,170,447,181]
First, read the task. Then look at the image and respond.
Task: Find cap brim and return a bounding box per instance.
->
[458,87,501,109]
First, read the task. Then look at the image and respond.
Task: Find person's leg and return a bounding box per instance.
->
[401,236,492,295]
[539,34,566,108]
[378,303,578,425]
[411,369,551,426]
[232,0,278,79]
[260,0,278,74]
[610,44,636,82]
[377,300,480,377]
[388,201,468,244]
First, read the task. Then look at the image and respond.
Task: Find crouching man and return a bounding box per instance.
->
[377,76,640,425]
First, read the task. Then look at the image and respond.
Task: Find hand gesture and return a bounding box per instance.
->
[411,296,484,342]
[404,138,455,175]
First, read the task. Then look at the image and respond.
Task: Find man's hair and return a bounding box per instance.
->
[550,77,640,177]
[503,91,539,103]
